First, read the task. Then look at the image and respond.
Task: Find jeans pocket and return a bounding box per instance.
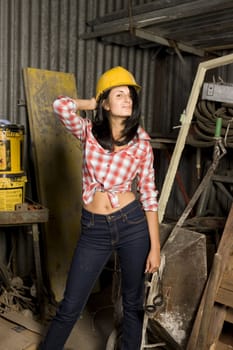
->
[125,208,146,225]
[81,215,94,230]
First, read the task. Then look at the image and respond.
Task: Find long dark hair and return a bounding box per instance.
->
[92,86,140,151]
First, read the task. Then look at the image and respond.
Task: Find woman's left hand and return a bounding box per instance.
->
[145,249,160,274]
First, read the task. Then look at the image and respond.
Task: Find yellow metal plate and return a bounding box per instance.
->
[23,68,82,300]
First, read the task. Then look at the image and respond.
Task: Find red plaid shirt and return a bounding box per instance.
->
[53,97,158,211]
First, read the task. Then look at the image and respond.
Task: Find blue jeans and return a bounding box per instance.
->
[40,200,150,350]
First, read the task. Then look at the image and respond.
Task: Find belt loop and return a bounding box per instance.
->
[121,210,127,222]
[91,213,94,225]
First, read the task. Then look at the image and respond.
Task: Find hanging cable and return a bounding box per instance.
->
[187,100,233,148]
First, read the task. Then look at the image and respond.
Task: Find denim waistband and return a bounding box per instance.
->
[82,199,142,222]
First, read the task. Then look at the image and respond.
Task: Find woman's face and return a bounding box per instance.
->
[103,86,132,118]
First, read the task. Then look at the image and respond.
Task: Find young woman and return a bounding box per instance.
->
[39,66,160,350]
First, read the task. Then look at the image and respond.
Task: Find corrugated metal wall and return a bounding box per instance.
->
[0,0,160,187]
[0,0,160,124]
[0,0,232,220]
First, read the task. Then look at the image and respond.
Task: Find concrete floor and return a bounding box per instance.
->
[0,284,115,350]
[64,287,115,350]
[66,303,114,349]
[36,282,115,350]
[1,286,233,350]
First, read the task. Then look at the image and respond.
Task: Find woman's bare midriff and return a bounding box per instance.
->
[83,191,136,215]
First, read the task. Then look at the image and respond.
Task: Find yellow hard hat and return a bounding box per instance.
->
[96,66,141,101]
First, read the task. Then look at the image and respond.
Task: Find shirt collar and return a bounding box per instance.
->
[137,126,151,141]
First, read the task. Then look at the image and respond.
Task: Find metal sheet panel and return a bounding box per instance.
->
[150,228,207,349]
[23,67,82,301]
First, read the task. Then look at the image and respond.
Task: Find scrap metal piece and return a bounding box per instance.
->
[202,82,233,104]
[150,228,207,349]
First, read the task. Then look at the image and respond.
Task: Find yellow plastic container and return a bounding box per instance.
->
[0,124,24,174]
[0,174,27,211]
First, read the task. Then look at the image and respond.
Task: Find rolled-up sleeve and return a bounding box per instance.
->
[137,142,158,211]
[53,96,89,141]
